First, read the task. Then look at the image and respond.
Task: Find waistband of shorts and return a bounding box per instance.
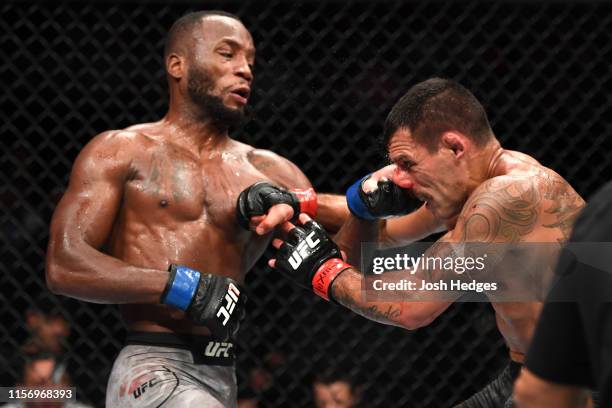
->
[125,331,235,366]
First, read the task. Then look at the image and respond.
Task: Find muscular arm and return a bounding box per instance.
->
[330,176,547,329]
[335,205,443,265]
[316,193,350,234]
[384,206,445,242]
[46,131,168,303]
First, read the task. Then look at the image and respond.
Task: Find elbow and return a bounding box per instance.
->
[396,315,435,331]
[45,260,65,295]
[395,308,437,331]
[45,247,72,295]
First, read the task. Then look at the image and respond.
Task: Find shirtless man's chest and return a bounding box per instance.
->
[106,135,271,283]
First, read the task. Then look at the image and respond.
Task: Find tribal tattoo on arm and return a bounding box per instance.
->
[330,176,550,328]
[540,173,585,243]
[459,176,540,243]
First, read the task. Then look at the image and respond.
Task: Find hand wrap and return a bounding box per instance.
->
[346,174,421,220]
[274,220,351,301]
[161,265,247,341]
[236,181,317,229]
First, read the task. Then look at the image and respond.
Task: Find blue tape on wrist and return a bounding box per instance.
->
[163,266,201,311]
[346,174,377,220]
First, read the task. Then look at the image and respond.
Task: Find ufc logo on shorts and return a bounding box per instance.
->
[288,231,320,270]
[216,283,240,326]
[204,341,233,358]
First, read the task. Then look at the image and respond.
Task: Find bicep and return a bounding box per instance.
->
[51,175,123,250]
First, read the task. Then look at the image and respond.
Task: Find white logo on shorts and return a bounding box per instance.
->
[216,283,240,326]
[204,341,233,358]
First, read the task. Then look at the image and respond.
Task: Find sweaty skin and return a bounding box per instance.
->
[45,15,328,337]
[330,129,584,362]
[47,122,312,335]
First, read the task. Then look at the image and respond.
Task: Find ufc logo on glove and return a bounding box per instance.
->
[217,283,241,326]
[289,231,321,269]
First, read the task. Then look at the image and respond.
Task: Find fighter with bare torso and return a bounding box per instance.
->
[270,78,585,407]
[44,11,362,407]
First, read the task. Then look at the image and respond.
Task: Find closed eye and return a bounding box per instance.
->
[397,159,415,171]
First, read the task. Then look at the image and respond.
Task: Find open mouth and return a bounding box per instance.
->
[230,87,250,101]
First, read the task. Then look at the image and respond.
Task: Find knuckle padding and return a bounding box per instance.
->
[306,220,324,232]
[278,241,294,257]
[287,226,306,243]
[236,182,300,230]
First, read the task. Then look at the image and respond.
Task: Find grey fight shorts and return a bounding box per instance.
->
[106,331,237,408]
[453,361,521,408]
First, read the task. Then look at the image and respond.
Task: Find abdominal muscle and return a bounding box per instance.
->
[108,221,269,338]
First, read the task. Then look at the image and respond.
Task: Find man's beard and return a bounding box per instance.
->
[187,66,248,130]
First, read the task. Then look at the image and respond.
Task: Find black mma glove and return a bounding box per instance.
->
[161,265,247,341]
[346,174,422,220]
[274,220,352,301]
[236,181,317,230]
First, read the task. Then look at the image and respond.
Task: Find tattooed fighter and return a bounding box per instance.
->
[271,78,585,407]
[44,11,352,408]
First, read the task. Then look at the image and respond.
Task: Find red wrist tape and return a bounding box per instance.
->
[290,187,317,217]
[312,258,352,301]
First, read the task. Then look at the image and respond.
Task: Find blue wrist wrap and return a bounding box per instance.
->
[162,265,201,311]
[346,174,377,220]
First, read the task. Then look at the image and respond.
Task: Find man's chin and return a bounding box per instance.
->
[224,104,245,115]
[207,103,247,128]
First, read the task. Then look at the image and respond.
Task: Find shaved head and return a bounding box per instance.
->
[164,10,243,58]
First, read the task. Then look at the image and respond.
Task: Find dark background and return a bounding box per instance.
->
[1,0,610,406]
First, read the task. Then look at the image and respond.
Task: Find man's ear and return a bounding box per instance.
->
[166,53,184,79]
[441,131,467,159]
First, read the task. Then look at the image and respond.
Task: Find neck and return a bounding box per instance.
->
[469,140,505,181]
[463,140,504,196]
[484,142,506,179]
[163,101,231,152]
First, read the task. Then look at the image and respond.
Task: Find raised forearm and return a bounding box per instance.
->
[334,216,381,265]
[315,193,350,233]
[331,268,404,326]
[383,206,445,243]
[272,216,450,329]
[330,268,438,329]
